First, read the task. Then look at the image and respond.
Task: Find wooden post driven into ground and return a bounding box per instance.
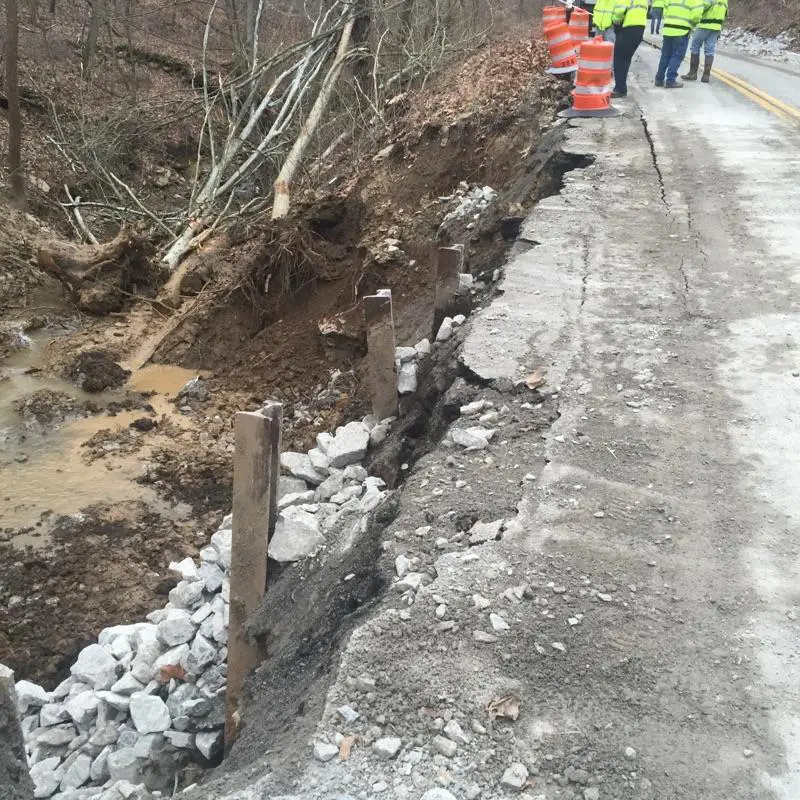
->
[433,244,465,334]
[260,401,283,538]
[225,404,282,745]
[364,289,399,420]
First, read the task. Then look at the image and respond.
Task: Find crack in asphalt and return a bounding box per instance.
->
[639,111,668,208]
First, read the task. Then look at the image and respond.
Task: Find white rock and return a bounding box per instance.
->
[109,636,132,662]
[460,400,491,416]
[396,572,424,592]
[110,673,145,696]
[195,730,224,760]
[133,732,165,759]
[395,346,418,363]
[468,518,504,545]
[89,724,120,747]
[64,691,100,725]
[373,736,402,759]
[169,580,205,610]
[198,545,218,565]
[191,602,214,625]
[395,554,411,578]
[60,753,92,790]
[90,746,112,783]
[50,677,76,700]
[35,724,76,746]
[278,490,316,511]
[97,691,131,713]
[15,680,49,712]
[164,730,195,749]
[624,746,637,761]
[436,318,454,342]
[70,645,119,690]
[457,273,474,295]
[415,338,431,355]
[186,633,217,673]
[268,507,324,562]
[279,476,309,496]
[443,719,469,745]
[501,763,528,791]
[369,422,391,447]
[157,609,196,646]
[210,528,232,568]
[308,447,331,474]
[315,471,344,501]
[30,756,62,798]
[280,452,325,485]
[343,464,368,482]
[106,749,142,784]
[168,557,200,582]
[420,791,457,800]
[321,421,370,468]
[153,643,191,674]
[489,613,510,632]
[21,713,39,736]
[198,562,225,593]
[313,741,339,762]
[584,790,600,800]
[452,314,466,327]
[39,703,70,727]
[129,694,171,734]
[398,362,418,395]
[451,428,489,449]
[432,735,457,757]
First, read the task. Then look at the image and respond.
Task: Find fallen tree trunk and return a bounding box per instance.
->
[37,231,159,314]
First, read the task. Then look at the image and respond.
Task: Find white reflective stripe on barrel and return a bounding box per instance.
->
[548,31,573,44]
[578,58,613,70]
[574,84,611,95]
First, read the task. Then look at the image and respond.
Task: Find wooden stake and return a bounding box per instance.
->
[261,401,283,538]
[433,245,464,334]
[225,406,281,744]
[364,290,398,420]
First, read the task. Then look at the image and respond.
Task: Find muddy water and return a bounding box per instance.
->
[0,333,201,545]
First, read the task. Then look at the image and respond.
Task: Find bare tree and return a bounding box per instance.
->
[82,0,107,80]
[6,0,25,207]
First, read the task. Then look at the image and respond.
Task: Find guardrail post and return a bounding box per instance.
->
[225,404,282,744]
[434,244,464,334]
[364,290,399,420]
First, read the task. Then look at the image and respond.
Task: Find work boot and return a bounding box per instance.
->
[701,57,714,82]
[654,78,665,87]
[682,53,700,81]
[665,80,684,88]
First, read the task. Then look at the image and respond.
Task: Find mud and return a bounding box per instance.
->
[0,37,569,693]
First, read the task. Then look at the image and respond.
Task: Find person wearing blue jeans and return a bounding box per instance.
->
[650,1,665,34]
[683,27,720,81]
[655,32,690,87]
[655,0,704,87]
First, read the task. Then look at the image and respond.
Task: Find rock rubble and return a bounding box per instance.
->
[13,413,396,800]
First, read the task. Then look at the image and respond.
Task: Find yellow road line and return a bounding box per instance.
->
[711,66,800,122]
[710,68,792,121]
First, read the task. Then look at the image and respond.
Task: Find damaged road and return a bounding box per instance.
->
[194,42,800,800]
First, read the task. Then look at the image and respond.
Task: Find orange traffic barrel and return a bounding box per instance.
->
[559,39,623,118]
[543,5,566,25]
[544,20,578,75]
[568,7,591,50]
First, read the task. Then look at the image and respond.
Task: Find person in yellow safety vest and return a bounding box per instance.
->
[650,0,666,35]
[610,0,649,97]
[682,0,729,82]
[593,0,618,42]
[654,0,704,88]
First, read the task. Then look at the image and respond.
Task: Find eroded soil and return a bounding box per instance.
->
[0,37,570,687]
